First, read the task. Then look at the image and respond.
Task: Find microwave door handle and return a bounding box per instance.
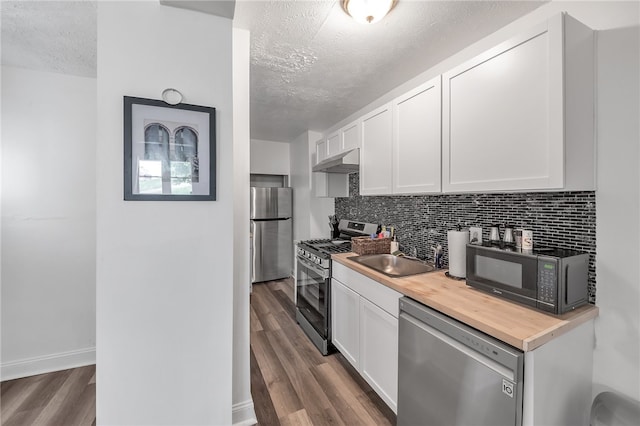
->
[564,264,569,304]
[563,262,587,305]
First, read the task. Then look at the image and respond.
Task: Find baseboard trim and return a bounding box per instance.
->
[1,347,96,382]
[232,399,257,426]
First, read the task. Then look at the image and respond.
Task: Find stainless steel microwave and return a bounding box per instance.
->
[465,243,589,315]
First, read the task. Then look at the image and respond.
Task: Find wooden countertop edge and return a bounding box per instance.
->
[522,305,599,351]
[332,253,599,352]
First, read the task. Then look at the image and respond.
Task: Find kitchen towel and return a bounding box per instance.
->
[448,229,469,278]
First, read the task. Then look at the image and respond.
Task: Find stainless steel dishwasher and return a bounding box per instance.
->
[397,297,524,426]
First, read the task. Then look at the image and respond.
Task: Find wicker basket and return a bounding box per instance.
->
[351,236,391,255]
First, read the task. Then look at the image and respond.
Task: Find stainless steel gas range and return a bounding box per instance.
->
[295,219,379,355]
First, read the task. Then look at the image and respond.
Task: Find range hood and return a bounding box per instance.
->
[312,149,359,174]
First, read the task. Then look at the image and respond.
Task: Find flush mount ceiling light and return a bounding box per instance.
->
[341,0,398,24]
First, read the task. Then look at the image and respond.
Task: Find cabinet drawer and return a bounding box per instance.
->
[332,262,402,318]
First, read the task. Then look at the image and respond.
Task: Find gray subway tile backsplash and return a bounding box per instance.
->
[335,173,597,303]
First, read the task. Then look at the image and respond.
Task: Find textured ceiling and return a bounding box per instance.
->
[0,0,546,142]
[1,0,97,78]
[234,0,546,142]
[160,0,236,19]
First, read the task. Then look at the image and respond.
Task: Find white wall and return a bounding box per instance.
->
[289,130,335,242]
[231,27,256,426]
[484,0,640,405]
[322,0,640,404]
[290,132,311,242]
[307,132,335,239]
[250,138,290,175]
[96,3,234,424]
[1,66,96,380]
[590,5,640,401]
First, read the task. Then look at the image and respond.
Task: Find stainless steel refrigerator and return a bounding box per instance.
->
[250,187,293,283]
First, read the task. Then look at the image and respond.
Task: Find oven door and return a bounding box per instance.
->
[296,255,329,338]
[466,245,539,307]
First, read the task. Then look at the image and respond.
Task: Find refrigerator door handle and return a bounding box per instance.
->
[251,221,258,283]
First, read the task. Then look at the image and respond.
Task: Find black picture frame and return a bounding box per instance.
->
[123,96,216,201]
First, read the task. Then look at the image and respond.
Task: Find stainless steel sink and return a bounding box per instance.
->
[348,254,436,277]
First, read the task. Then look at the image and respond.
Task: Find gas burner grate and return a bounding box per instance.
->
[304,239,333,245]
[300,238,353,255]
[318,243,352,255]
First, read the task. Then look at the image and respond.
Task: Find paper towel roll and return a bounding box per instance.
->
[448,230,469,278]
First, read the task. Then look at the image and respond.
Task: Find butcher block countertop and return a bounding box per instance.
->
[332,252,598,352]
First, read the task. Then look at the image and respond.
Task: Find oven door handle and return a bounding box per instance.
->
[297,256,329,279]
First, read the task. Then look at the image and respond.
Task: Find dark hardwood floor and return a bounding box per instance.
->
[250,278,396,426]
[0,364,96,426]
[1,277,395,425]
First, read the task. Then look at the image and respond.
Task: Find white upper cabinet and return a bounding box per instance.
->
[341,120,361,152]
[360,78,442,196]
[326,131,341,158]
[360,103,393,195]
[316,138,328,164]
[442,13,595,193]
[392,76,442,194]
[323,121,361,161]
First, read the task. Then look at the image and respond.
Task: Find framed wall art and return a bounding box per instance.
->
[123,96,216,201]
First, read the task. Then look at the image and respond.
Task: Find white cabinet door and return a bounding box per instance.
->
[360,103,393,195]
[331,263,402,413]
[442,13,594,193]
[392,76,442,194]
[331,278,360,368]
[443,21,557,192]
[326,132,341,158]
[360,297,398,413]
[316,139,328,164]
[341,120,361,151]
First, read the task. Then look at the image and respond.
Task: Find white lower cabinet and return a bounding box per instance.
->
[360,298,398,411]
[331,262,401,412]
[331,279,360,368]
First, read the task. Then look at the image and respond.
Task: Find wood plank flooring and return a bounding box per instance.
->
[1,277,395,426]
[0,364,96,426]
[250,278,396,426]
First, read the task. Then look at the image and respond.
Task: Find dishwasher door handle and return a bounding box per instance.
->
[400,312,516,381]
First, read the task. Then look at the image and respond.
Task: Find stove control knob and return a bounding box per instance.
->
[315,257,322,265]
